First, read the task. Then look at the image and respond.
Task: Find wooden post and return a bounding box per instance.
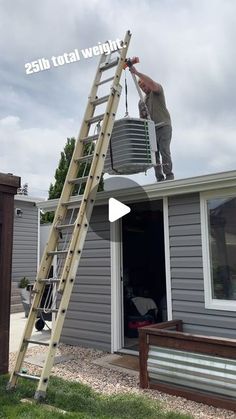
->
[0,173,20,374]
[139,329,149,388]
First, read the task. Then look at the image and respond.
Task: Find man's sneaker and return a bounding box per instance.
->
[156,175,165,182]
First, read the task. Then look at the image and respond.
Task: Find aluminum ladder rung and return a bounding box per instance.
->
[91,95,110,106]
[86,113,105,124]
[108,49,121,55]
[38,278,61,284]
[24,339,50,346]
[80,134,99,144]
[15,372,40,381]
[96,76,114,86]
[55,223,75,230]
[61,200,81,208]
[68,175,89,185]
[34,308,59,314]
[74,154,94,163]
[100,57,119,71]
[47,249,68,256]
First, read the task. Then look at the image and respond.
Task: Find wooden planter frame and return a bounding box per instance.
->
[139,320,236,411]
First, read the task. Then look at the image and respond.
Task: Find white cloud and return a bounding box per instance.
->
[0,115,77,197]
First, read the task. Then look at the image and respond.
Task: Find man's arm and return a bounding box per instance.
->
[129,66,161,93]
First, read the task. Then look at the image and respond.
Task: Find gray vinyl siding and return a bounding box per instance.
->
[61,205,111,351]
[169,193,236,339]
[12,201,38,283]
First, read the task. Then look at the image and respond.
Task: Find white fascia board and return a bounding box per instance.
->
[15,195,45,204]
[110,220,122,353]
[36,170,236,212]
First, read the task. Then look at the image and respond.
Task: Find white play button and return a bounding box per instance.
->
[109,198,131,222]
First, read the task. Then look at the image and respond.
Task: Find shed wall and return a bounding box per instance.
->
[169,193,236,339]
[61,205,111,351]
[12,200,38,283]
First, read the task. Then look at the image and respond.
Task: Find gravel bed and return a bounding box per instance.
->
[9,344,236,419]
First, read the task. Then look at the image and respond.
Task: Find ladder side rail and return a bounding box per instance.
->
[34,31,131,398]
[34,84,123,399]
[31,49,105,285]
[7,53,105,389]
[57,83,122,293]
[8,30,131,396]
[36,50,105,271]
[48,86,123,299]
[57,30,131,292]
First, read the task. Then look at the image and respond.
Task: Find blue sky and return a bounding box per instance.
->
[1,0,236,197]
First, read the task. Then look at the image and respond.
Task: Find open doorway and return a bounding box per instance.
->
[122,199,166,351]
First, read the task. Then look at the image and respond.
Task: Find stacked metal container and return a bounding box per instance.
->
[104,117,157,174]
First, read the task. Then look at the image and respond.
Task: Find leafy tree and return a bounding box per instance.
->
[41,137,104,223]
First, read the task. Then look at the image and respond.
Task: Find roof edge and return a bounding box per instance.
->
[15,195,45,203]
[37,169,236,211]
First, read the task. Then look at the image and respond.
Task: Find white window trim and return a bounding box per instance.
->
[110,220,122,353]
[163,197,172,320]
[200,188,236,312]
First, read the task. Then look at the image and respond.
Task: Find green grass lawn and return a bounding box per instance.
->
[0,375,192,419]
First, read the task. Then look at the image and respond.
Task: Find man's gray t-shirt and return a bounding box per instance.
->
[139,85,171,126]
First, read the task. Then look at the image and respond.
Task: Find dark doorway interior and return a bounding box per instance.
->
[122,199,166,350]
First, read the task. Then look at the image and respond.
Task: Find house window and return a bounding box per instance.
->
[201,191,236,311]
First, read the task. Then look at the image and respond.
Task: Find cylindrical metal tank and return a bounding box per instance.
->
[104,117,157,175]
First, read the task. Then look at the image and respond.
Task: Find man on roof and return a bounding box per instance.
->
[129,66,174,182]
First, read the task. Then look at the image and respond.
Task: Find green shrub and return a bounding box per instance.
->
[18,277,30,289]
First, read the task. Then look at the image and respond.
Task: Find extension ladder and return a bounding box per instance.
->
[8,30,131,400]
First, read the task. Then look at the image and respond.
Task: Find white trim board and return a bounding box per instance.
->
[15,195,43,203]
[163,197,172,320]
[200,188,236,312]
[110,220,122,353]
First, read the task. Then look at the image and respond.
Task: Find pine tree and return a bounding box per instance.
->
[41,137,104,223]
[17,183,28,196]
[48,138,75,200]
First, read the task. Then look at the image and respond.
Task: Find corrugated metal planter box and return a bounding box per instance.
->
[139,320,236,411]
[104,117,157,174]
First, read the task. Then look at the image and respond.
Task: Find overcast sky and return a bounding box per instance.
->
[1,0,236,198]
